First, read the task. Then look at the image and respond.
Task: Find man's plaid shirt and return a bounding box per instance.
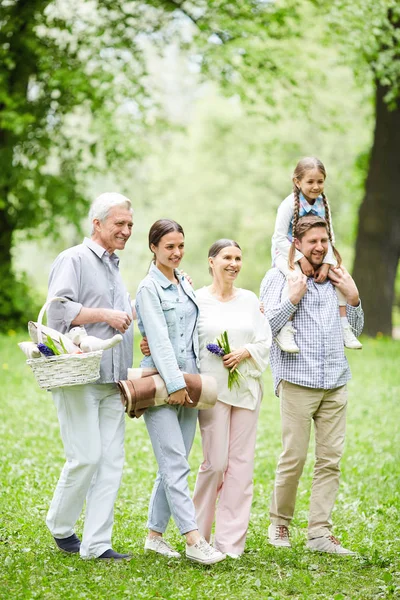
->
[260,268,364,396]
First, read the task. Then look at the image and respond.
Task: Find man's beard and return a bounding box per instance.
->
[307,254,326,269]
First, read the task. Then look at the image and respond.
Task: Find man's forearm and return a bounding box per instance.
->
[71,307,109,326]
[72,305,132,334]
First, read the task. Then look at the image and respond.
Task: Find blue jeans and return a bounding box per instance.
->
[143,357,199,535]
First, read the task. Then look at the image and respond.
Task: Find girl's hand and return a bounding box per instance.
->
[314,263,330,283]
[168,388,192,405]
[223,348,250,372]
[140,337,150,356]
[299,257,314,277]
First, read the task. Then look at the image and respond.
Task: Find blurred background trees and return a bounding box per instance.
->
[1,0,399,335]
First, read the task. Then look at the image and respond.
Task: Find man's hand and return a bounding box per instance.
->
[288,273,308,305]
[140,337,150,356]
[223,348,250,372]
[314,263,330,283]
[103,309,132,334]
[299,257,314,277]
[168,388,192,405]
[328,266,360,306]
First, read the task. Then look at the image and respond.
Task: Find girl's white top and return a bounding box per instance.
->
[196,286,272,410]
[271,193,336,266]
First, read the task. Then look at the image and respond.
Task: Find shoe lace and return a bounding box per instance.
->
[275,525,289,540]
[327,535,340,546]
[281,326,296,336]
[197,539,216,557]
[154,537,172,551]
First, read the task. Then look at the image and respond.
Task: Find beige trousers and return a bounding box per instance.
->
[270,381,348,539]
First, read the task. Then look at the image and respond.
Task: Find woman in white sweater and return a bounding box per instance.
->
[192,239,271,558]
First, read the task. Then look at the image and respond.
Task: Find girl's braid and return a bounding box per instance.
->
[288,185,301,270]
[321,193,333,241]
[322,192,342,267]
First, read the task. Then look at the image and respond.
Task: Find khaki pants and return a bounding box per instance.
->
[270,381,348,539]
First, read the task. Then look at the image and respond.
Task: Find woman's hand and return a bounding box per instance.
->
[168,388,193,405]
[223,348,250,372]
[140,337,150,356]
[298,257,314,277]
[314,262,330,283]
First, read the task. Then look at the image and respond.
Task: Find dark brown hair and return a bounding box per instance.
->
[208,239,241,276]
[289,157,341,269]
[148,219,184,262]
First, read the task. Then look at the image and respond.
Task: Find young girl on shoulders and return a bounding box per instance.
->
[271,156,362,353]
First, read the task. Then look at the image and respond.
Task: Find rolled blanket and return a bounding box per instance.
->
[118,368,217,418]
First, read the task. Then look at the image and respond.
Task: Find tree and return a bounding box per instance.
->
[0,0,148,328]
[321,0,400,336]
[1,0,305,330]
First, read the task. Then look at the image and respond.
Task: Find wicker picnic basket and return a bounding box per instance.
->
[27,297,103,390]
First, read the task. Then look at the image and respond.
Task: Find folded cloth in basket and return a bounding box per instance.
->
[118,368,217,418]
[28,322,80,354]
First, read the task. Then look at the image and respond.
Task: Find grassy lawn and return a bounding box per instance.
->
[0,332,399,599]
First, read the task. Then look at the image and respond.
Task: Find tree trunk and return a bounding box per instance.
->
[352,82,400,336]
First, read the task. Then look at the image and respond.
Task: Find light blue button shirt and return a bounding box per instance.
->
[135,263,200,394]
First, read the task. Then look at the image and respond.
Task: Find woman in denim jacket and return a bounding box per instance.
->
[135,219,225,565]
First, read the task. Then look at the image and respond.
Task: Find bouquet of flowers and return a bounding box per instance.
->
[206,330,245,390]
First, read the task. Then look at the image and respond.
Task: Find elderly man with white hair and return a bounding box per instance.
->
[45,193,134,560]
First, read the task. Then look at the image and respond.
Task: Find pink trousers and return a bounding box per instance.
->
[192,399,261,555]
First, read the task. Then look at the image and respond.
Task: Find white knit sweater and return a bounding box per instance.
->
[196,286,272,410]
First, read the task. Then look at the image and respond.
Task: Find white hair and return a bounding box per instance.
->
[89,192,133,233]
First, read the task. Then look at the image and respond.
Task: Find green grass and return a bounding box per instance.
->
[1,332,399,599]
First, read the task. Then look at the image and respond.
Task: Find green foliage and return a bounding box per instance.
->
[316,0,400,107]
[0,0,306,328]
[1,0,399,331]
[1,334,399,598]
[0,265,40,332]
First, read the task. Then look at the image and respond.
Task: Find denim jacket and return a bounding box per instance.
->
[135,263,200,394]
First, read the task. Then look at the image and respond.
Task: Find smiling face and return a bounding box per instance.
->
[92,206,133,253]
[209,245,242,282]
[294,226,329,268]
[294,167,325,203]
[151,231,185,273]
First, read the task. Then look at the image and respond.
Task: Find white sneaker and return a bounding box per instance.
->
[342,324,362,349]
[186,537,226,565]
[144,536,181,558]
[307,535,356,555]
[275,323,300,353]
[226,552,241,559]
[268,524,291,548]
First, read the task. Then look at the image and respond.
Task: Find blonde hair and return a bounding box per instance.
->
[288,157,342,270]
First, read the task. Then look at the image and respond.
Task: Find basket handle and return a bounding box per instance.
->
[36,297,68,345]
